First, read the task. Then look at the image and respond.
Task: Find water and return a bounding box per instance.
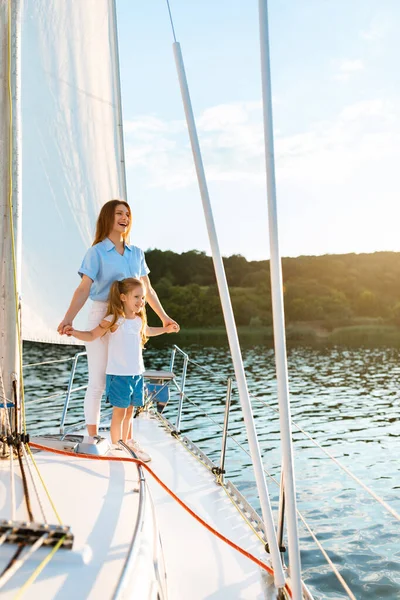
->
[23,340,400,599]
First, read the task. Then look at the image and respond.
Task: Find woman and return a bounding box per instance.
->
[57,199,179,437]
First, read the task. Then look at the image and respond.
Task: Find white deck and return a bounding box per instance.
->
[132,413,277,600]
[0,413,280,599]
[0,447,142,599]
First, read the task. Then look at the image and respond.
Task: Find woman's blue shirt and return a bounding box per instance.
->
[79,238,150,301]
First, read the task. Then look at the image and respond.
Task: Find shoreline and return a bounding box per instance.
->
[163,322,400,346]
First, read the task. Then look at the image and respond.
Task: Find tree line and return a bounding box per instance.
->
[144,249,400,328]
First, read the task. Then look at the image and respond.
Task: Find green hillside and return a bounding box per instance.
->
[145,249,400,339]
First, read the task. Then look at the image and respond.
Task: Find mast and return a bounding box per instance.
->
[258,1,302,598]
[110,0,128,201]
[0,0,23,421]
[168,28,286,597]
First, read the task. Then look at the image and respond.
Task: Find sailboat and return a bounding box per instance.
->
[1,1,369,598]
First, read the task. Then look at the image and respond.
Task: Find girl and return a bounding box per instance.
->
[65,278,176,462]
[57,200,179,437]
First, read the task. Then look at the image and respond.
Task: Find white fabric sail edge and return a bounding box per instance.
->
[21,0,125,343]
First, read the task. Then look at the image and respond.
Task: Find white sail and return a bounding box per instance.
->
[20,0,125,343]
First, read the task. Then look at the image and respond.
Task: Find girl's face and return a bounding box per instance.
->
[111,204,130,236]
[121,285,145,313]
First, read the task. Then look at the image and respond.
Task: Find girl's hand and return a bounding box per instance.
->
[64,326,74,337]
[165,323,178,334]
[57,318,73,335]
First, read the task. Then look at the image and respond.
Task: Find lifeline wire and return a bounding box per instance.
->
[252,394,400,522]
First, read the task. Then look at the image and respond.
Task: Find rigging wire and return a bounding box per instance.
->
[296,511,356,600]
[23,357,76,369]
[177,390,278,485]
[165,0,177,42]
[176,353,400,523]
[26,385,87,404]
[251,394,400,522]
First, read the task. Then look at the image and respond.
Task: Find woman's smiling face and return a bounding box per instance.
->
[111,203,130,235]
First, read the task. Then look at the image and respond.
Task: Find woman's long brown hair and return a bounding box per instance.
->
[106,278,148,346]
[92,200,131,246]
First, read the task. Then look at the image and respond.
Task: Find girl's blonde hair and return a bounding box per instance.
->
[106,278,148,346]
[92,200,132,246]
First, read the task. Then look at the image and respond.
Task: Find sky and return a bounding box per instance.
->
[115,0,400,261]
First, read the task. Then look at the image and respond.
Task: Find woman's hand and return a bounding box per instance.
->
[57,275,92,336]
[162,317,180,333]
[165,323,178,334]
[63,326,74,337]
[57,318,73,335]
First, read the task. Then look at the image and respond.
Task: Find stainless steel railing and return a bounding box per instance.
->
[23,351,89,434]
[168,345,233,483]
[60,351,87,434]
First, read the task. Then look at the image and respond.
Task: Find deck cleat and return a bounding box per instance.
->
[0,520,74,549]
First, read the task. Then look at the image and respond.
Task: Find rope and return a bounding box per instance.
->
[0,529,13,546]
[0,392,14,405]
[25,444,63,525]
[16,446,34,522]
[29,441,293,598]
[14,537,65,600]
[157,412,269,547]
[0,544,24,579]
[166,396,356,599]
[0,533,49,591]
[21,444,47,524]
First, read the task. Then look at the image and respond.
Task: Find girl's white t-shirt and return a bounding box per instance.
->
[104,315,144,376]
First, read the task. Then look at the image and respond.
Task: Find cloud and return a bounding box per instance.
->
[124,97,400,259]
[124,101,266,189]
[124,98,400,196]
[332,59,364,82]
[276,99,399,184]
[360,19,390,42]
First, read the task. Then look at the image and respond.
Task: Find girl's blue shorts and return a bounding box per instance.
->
[105,374,144,409]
